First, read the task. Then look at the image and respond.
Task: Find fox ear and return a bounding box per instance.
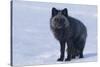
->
[52,7,58,17]
[62,8,68,17]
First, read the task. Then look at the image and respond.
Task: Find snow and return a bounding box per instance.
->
[12,1,97,66]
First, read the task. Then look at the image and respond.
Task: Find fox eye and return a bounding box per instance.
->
[54,18,59,22]
[54,18,65,22]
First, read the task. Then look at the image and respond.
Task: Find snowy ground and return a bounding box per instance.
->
[12,1,97,66]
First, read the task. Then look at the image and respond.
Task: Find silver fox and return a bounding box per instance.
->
[50,7,87,61]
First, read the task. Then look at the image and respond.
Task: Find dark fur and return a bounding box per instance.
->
[50,7,87,61]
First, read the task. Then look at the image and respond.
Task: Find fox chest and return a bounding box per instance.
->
[53,29,72,41]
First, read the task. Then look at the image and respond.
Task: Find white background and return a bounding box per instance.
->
[0,0,100,67]
[12,1,97,66]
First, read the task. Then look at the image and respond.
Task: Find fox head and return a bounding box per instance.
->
[50,7,69,29]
